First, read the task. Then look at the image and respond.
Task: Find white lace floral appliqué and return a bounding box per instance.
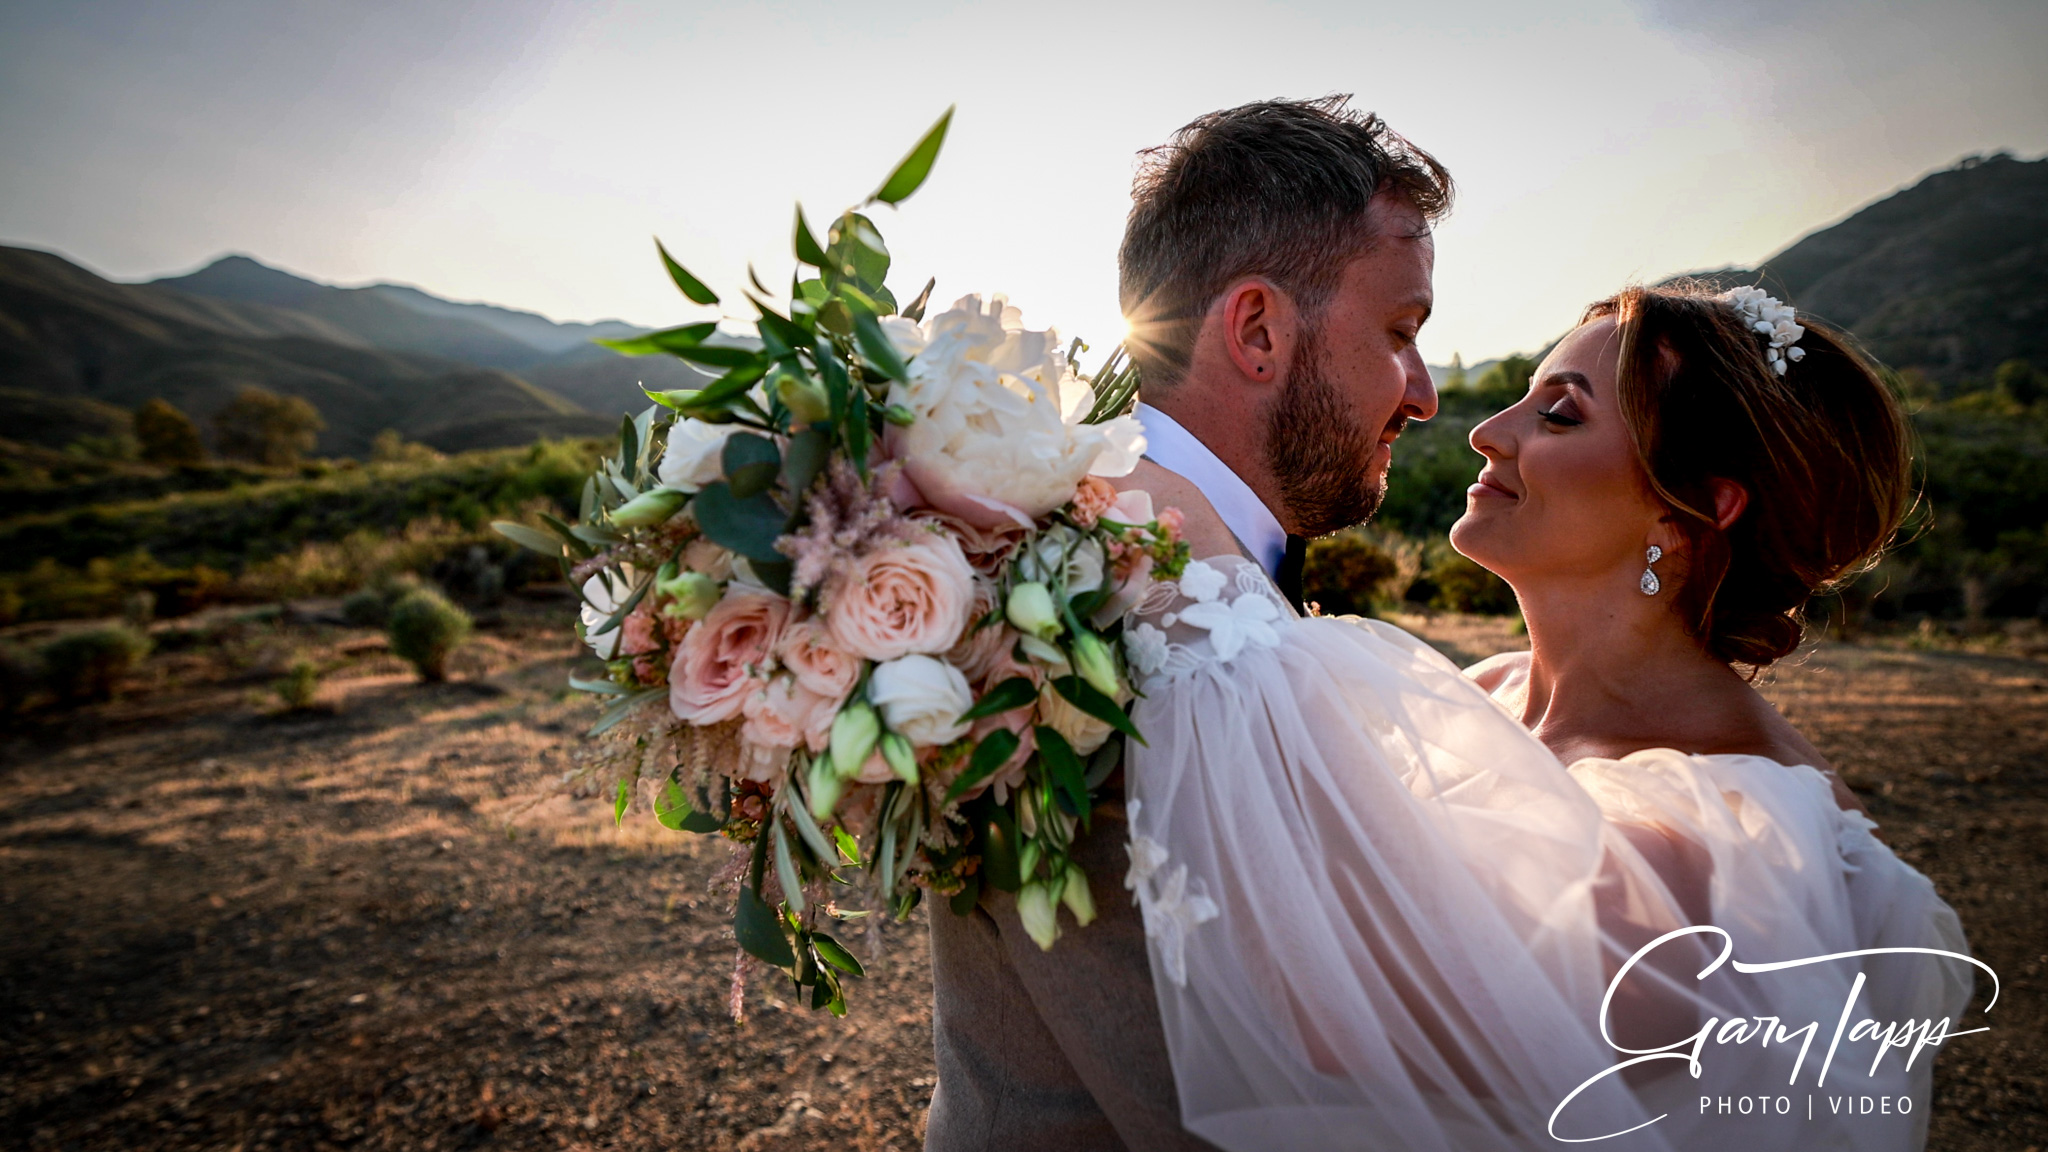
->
[1125,799,1219,986]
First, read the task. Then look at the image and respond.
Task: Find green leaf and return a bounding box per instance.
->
[1051,675,1144,745]
[872,107,954,205]
[826,212,890,290]
[569,674,629,696]
[589,571,650,639]
[1034,724,1089,816]
[721,431,781,477]
[727,460,778,499]
[588,687,666,737]
[946,727,1021,803]
[734,885,796,968]
[781,426,830,495]
[901,276,936,323]
[492,520,564,557]
[614,778,631,827]
[853,310,911,382]
[793,205,829,267]
[1085,735,1123,789]
[959,675,1038,722]
[782,771,838,863]
[668,342,763,371]
[751,300,812,353]
[948,873,983,917]
[596,321,717,357]
[656,238,719,306]
[832,825,862,867]
[617,413,638,479]
[691,480,788,563]
[772,823,806,915]
[811,932,866,977]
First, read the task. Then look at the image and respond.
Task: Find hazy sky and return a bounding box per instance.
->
[3,0,2043,365]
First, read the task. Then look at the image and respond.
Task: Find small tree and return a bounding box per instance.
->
[213,386,325,467]
[135,398,207,466]
[386,588,472,682]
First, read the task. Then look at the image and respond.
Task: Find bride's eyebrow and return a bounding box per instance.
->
[1536,370,1591,393]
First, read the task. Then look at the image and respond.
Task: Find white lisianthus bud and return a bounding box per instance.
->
[1061,862,1095,926]
[610,487,689,528]
[808,756,844,821]
[830,702,881,780]
[658,569,722,621]
[1017,881,1060,951]
[775,371,831,425]
[1005,582,1062,641]
[1015,633,1070,673]
[880,731,918,784]
[1070,631,1120,698]
[866,655,974,747]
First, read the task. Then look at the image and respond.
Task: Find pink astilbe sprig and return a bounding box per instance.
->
[570,518,700,587]
[779,457,919,600]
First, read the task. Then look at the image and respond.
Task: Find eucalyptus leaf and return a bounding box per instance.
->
[872,107,954,206]
[781,426,830,495]
[692,480,788,563]
[727,460,779,498]
[656,238,720,306]
[735,885,796,968]
[720,432,781,477]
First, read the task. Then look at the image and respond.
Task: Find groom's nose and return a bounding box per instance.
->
[1400,346,1439,422]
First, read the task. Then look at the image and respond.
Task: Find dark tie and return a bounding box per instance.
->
[1276,534,1308,613]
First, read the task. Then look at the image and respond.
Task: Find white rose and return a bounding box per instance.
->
[657,418,737,493]
[885,295,1145,528]
[1015,524,1106,597]
[580,565,641,659]
[866,654,973,747]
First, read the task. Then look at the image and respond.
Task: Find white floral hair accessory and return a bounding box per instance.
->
[1719,285,1807,376]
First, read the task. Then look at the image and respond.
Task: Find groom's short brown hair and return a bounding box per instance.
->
[1119,96,1452,387]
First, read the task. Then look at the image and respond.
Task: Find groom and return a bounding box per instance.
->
[924,96,1449,1151]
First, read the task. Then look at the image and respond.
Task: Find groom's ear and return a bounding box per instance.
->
[1218,279,1297,387]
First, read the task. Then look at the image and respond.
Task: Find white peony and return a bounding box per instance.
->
[866,654,974,748]
[886,295,1145,528]
[657,418,738,493]
[580,565,642,659]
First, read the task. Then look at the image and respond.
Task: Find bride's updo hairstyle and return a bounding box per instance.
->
[1585,282,1912,669]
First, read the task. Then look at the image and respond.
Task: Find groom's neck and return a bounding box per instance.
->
[1142,383,1291,533]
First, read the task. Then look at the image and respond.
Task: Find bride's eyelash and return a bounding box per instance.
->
[1536,406,1582,427]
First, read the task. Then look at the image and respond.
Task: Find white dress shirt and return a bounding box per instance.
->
[1133,403,1288,580]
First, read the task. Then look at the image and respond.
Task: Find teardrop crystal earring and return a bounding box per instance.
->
[1640,545,1663,596]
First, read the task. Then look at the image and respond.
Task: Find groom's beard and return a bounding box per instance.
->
[1265,335,1389,537]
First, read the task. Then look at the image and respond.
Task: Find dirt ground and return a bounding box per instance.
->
[2,597,2043,1151]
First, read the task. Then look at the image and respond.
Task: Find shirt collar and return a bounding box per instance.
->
[1134,403,1288,579]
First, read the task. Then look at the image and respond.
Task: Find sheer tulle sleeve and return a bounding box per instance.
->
[1120,557,1973,1152]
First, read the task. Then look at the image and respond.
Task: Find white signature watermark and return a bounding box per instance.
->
[1548,926,1999,1143]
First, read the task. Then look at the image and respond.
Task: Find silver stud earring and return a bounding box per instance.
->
[1640,545,1663,596]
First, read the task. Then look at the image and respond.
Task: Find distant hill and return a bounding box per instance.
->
[0,246,615,458]
[1677,152,2048,384]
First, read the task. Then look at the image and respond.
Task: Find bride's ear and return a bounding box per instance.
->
[1220,279,1295,386]
[1707,478,1749,531]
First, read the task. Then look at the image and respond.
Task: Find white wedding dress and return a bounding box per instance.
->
[1120,557,1977,1152]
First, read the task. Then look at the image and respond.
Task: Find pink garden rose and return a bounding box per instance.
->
[741,675,835,753]
[946,578,1016,685]
[777,617,861,702]
[912,511,1030,577]
[826,536,975,662]
[670,590,790,725]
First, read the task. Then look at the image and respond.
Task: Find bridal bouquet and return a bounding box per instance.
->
[495,111,1185,1016]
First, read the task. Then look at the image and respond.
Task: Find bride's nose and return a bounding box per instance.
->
[1470,406,1514,460]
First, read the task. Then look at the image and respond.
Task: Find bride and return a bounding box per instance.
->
[1119,283,1978,1151]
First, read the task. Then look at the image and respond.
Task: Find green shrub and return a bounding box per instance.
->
[342,572,426,629]
[386,588,472,682]
[40,625,152,702]
[0,643,40,711]
[135,398,207,467]
[273,657,321,710]
[1304,528,1421,616]
[1425,545,1518,615]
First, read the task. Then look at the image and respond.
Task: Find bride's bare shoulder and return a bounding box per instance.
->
[1464,651,1529,697]
[1111,460,1243,563]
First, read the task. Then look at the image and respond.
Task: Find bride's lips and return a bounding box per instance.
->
[1468,470,1518,500]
